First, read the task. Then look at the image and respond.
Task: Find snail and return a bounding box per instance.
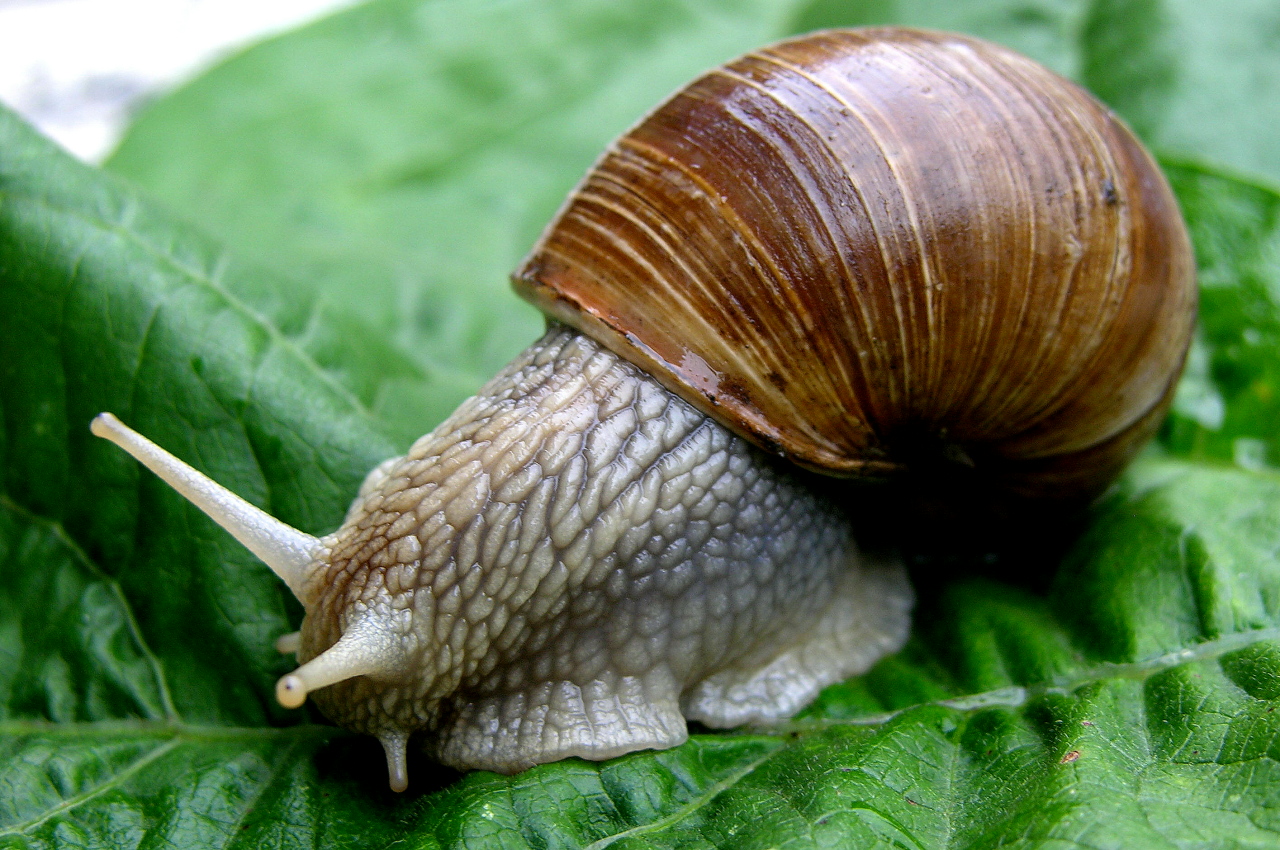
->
[91,27,1196,791]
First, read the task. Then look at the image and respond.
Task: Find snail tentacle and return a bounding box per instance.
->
[274,631,302,654]
[91,412,321,598]
[275,611,408,708]
[379,730,411,793]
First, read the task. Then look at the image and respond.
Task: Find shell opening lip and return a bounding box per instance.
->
[512,283,901,476]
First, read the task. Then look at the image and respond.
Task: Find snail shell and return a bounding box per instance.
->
[91,27,1195,790]
[516,27,1195,502]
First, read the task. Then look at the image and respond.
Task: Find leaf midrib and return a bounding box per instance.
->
[0,736,182,839]
[0,722,337,841]
[775,625,1280,736]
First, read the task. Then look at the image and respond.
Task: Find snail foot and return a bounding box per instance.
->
[683,553,913,727]
[433,673,687,774]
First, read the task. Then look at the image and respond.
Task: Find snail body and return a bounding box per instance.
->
[92,28,1195,790]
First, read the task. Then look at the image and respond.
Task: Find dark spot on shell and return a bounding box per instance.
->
[756,434,784,456]
[718,376,751,405]
[1102,178,1119,206]
[766,370,788,391]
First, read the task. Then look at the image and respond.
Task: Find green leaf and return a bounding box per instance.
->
[1161,161,1280,470]
[5,0,1280,847]
[0,103,412,728]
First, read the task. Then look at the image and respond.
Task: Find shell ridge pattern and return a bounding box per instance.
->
[631,86,817,370]
[713,58,883,435]
[564,187,704,328]
[763,40,936,418]
[740,49,914,428]
[576,158,773,414]
[595,94,865,451]
[1033,75,1147,432]
[887,37,1031,422]
[608,127,805,388]
[961,51,1120,436]
[760,36,959,431]
[1042,113,1175,448]
[600,143,755,338]
[692,60,893,445]
[555,136,790,420]
[927,41,1056,431]
[864,37,1054,433]
[966,50,1162,452]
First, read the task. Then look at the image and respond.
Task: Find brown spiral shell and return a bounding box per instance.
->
[513,27,1196,502]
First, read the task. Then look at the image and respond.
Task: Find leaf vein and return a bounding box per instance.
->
[580,748,779,850]
[13,189,379,424]
[0,495,181,721]
[0,735,182,837]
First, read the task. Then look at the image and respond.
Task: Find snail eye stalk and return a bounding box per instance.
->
[91,412,321,599]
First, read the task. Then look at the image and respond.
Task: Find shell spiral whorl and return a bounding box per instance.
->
[516,28,1195,502]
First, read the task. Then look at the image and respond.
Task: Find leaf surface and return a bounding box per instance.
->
[3,0,1280,847]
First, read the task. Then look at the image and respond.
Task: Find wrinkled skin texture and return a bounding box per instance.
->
[297,325,912,774]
